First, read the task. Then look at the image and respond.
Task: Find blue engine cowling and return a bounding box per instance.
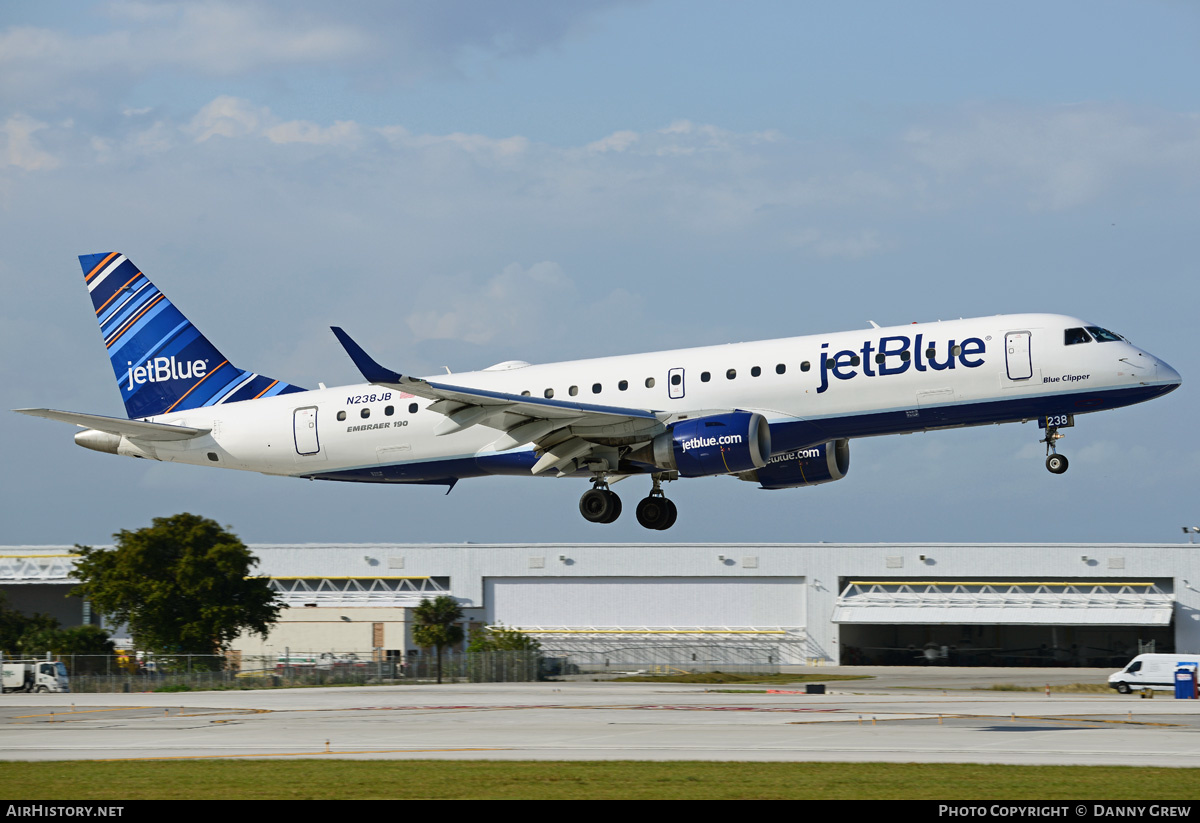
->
[632,411,772,477]
[741,439,850,489]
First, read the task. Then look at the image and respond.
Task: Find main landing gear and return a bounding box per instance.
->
[579,479,621,524]
[578,474,678,530]
[636,475,678,531]
[1042,425,1069,475]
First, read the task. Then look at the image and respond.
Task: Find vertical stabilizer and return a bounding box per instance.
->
[80,253,305,418]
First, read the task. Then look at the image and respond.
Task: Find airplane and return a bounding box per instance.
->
[15,252,1182,531]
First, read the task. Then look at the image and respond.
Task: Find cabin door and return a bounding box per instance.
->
[293,406,321,455]
[1005,331,1033,381]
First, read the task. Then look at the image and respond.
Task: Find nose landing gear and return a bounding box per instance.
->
[1042,425,1069,474]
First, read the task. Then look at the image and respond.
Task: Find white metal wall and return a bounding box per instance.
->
[10,543,1200,664]
[485,576,805,628]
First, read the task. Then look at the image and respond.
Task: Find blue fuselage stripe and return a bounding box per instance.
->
[304,382,1173,485]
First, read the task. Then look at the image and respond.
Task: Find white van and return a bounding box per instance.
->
[1108,654,1200,694]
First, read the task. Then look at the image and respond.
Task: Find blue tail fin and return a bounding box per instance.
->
[80,253,306,418]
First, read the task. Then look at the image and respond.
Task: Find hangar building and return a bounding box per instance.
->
[2,543,1194,668]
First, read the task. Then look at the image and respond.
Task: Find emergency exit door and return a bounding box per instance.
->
[668,368,685,399]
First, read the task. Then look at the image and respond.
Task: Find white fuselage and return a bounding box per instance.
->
[117,313,1179,484]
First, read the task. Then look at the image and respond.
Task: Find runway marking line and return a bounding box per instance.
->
[11,707,267,720]
[349,704,843,713]
[96,748,510,762]
[784,713,1187,728]
[12,707,155,719]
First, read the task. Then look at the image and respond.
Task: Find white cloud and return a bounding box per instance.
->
[186,96,271,142]
[0,2,627,110]
[101,1,367,74]
[0,114,60,171]
[184,96,363,147]
[586,130,638,153]
[406,262,578,346]
[904,105,1200,211]
[586,120,783,158]
[380,127,530,158]
[266,120,362,147]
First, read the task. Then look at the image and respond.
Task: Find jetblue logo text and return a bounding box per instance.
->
[768,448,821,464]
[817,334,986,393]
[680,434,743,452]
[125,357,209,391]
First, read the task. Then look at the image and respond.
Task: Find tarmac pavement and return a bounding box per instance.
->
[3,667,1198,765]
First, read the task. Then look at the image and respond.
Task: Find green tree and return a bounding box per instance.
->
[45,625,116,656]
[72,513,281,657]
[411,595,464,684]
[0,592,60,655]
[467,623,541,653]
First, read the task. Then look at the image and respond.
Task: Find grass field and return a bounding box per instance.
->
[3,761,1199,800]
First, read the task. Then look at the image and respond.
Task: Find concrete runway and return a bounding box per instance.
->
[4,667,1199,766]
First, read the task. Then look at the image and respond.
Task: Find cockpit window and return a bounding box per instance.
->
[1086,326,1124,343]
[1064,327,1092,345]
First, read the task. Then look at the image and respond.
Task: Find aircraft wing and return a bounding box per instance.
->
[13,408,211,441]
[332,327,665,474]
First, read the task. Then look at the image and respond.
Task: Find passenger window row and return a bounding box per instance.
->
[337,402,420,422]
[524,362,804,397]
[336,354,847,421]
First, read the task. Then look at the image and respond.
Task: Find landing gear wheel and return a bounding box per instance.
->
[1046,454,1069,474]
[1041,424,1068,475]
[636,496,667,529]
[636,496,678,530]
[603,491,622,523]
[660,498,678,530]
[579,488,621,523]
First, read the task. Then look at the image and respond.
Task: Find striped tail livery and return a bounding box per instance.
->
[80,252,306,419]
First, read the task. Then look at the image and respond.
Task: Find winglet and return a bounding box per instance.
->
[331,327,405,384]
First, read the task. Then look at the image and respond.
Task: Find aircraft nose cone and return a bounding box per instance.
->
[1158,358,1182,389]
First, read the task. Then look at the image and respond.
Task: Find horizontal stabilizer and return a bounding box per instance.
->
[13,408,211,441]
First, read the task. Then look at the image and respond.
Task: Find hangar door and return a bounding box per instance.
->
[833,580,1174,667]
[485,577,808,666]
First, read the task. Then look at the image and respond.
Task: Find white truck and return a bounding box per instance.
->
[1,659,70,693]
[1108,654,1200,694]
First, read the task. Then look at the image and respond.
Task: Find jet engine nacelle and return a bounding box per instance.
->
[74,429,158,460]
[630,411,772,477]
[739,439,850,489]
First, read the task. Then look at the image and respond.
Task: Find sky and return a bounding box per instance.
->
[2,1,1199,547]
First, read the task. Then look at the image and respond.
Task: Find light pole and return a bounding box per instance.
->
[1183,527,1200,544]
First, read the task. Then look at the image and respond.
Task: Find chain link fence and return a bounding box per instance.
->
[21,650,542,692]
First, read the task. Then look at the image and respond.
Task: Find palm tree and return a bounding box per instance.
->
[411,596,464,684]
